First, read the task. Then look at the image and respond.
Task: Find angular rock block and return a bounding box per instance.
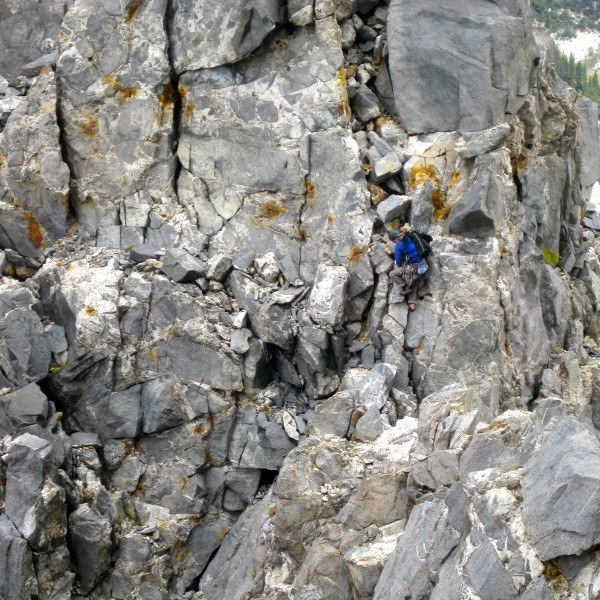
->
[308,264,350,328]
[5,433,66,550]
[388,0,537,133]
[523,416,600,560]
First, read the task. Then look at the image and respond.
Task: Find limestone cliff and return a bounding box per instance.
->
[1,0,600,599]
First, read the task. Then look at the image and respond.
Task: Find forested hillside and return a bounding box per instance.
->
[555,49,600,103]
[532,0,600,36]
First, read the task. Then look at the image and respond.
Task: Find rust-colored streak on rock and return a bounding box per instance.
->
[24,211,43,248]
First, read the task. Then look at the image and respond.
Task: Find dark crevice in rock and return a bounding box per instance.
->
[55,77,79,224]
[259,468,278,489]
[164,0,182,197]
[189,544,222,592]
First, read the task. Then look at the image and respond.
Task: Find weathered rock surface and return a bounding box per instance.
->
[523,416,600,560]
[388,0,538,133]
[1,0,600,598]
[0,0,67,79]
[0,70,69,258]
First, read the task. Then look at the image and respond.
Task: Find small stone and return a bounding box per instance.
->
[230,328,252,354]
[232,310,249,329]
[254,252,280,283]
[282,411,300,441]
[160,248,206,283]
[207,253,233,282]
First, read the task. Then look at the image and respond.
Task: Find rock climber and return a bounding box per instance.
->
[389,224,429,312]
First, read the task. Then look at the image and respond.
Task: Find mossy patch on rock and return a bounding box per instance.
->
[542,246,559,267]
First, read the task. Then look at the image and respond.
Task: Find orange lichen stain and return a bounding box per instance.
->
[158,81,174,108]
[216,527,229,542]
[449,170,461,189]
[177,547,190,562]
[123,441,134,458]
[177,84,188,99]
[0,154,5,169]
[125,0,142,22]
[488,419,509,431]
[346,64,359,79]
[39,64,53,76]
[183,98,194,120]
[409,164,449,221]
[181,477,188,491]
[24,211,43,248]
[337,68,351,120]
[104,74,138,101]
[194,423,205,435]
[148,348,158,361]
[298,227,308,242]
[368,183,388,205]
[416,337,424,353]
[409,163,438,189]
[268,504,277,517]
[517,151,528,171]
[3,264,15,278]
[80,115,98,138]
[348,245,367,265]
[305,179,316,207]
[350,410,364,429]
[258,200,286,219]
[432,188,451,221]
[326,215,335,224]
[84,306,96,316]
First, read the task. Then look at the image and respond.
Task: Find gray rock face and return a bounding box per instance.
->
[373,501,461,599]
[5,433,66,550]
[308,264,350,328]
[0,514,37,600]
[464,540,518,599]
[1,0,600,597]
[229,271,295,350]
[448,152,507,238]
[0,302,51,388]
[57,0,175,235]
[199,498,272,600]
[68,505,112,594]
[228,407,297,469]
[160,249,206,283]
[575,97,600,195]
[1,383,48,431]
[70,384,142,442]
[0,71,69,258]
[141,377,207,434]
[0,0,67,78]
[169,0,285,73]
[388,0,537,133]
[523,416,600,560]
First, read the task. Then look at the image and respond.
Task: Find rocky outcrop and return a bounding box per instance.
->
[0,70,69,260]
[1,0,600,598]
[388,0,538,133]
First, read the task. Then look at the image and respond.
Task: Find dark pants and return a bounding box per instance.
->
[390,262,425,304]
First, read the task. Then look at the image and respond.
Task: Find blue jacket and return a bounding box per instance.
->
[395,237,421,266]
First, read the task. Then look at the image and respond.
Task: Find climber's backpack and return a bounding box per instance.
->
[408,231,434,258]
